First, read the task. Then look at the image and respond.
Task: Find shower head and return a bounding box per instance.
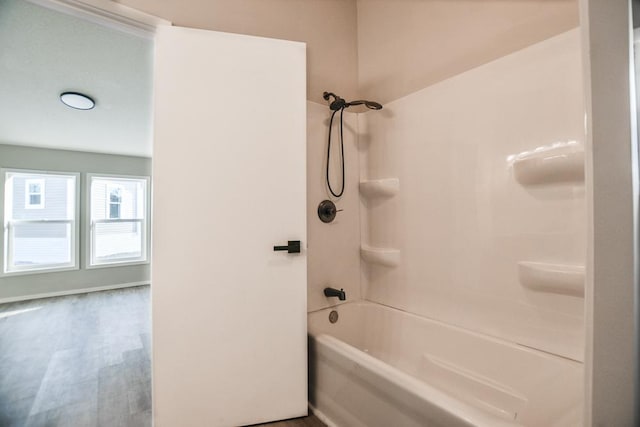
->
[345,100,383,110]
[323,91,383,111]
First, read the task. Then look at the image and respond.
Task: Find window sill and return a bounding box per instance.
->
[1,265,79,278]
[86,259,150,269]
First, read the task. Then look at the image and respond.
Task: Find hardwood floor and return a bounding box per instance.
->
[0,286,151,427]
[0,286,325,427]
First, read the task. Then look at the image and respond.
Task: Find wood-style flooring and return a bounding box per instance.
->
[0,286,325,427]
[0,286,152,427]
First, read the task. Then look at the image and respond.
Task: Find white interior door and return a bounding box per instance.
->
[152,26,307,427]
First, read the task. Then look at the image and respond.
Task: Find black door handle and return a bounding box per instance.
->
[273,240,301,254]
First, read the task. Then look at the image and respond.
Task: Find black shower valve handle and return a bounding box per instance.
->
[318,200,342,223]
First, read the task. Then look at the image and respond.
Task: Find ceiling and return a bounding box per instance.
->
[0,0,153,157]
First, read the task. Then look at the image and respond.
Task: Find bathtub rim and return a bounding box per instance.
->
[308,300,583,365]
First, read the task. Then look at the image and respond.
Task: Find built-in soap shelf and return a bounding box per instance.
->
[511,142,584,186]
[359,178,400,199]
[517,261,585,297]
[360,245,400,267]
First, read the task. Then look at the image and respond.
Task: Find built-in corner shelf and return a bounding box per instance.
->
[360,245,400,267]
[517,261,585,297]
[511,143,584,186]
[359,178,400,199]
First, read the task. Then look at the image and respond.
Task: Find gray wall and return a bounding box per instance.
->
[0,144,151,300]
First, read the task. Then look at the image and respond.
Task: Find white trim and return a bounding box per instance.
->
[86,258,149,269]
[1,168,81,277]
[25,0,171,39]
[86,173,151,269]
[307,405,339,427]
[1,263,79,278]
[0,281,150,304]
[580,0,638,423]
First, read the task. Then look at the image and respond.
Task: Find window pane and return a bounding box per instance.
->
[109,203,121,219]
[10,222,72,267]
[94,221,143,262]
[91,178,144,221]
[4,171,77,273]
[109,188,122,203]
[11,174,73,219]
[90,176,147,266]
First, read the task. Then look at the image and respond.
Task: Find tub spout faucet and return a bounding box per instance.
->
[324,287,346,301]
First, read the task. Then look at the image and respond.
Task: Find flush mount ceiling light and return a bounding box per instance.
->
[60,92,95,110]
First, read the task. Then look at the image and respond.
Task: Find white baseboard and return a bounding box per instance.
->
[0,281,150,304]
[309,404,339,427]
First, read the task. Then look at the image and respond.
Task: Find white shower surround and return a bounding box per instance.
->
[306,28,585,427]
[358,28,585,361]
[308,302,582,426]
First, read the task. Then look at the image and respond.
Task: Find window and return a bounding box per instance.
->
[89,175,149,267]
[108,185,122,219]
[3,170,79,275]
[25,179,44,209]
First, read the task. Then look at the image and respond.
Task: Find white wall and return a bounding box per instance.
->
[119,0,359,104]
[580,0,638,423]
[119,0,579,105]
[307,102,361,311]
[356,0,579,104]
[359,29,586,361]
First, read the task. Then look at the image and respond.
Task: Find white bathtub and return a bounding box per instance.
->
[308,302,583,427]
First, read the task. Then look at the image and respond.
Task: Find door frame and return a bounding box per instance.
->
[579,0,639,425]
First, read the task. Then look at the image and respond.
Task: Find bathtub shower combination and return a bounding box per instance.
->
[308,30,585,427]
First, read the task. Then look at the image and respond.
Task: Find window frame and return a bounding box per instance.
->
[24,178,45,209]
[86,173,151,269]
[1,168,80,277]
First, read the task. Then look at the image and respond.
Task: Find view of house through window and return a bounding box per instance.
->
[89,175,148,266]
[2,170,78,274]
[108,185,122,219]
[25,178,44,209]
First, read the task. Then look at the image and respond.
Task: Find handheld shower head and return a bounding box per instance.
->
[365,101,383,110]
[323,92,383,111]
[345,100,383,110]
[322,90,383,199]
